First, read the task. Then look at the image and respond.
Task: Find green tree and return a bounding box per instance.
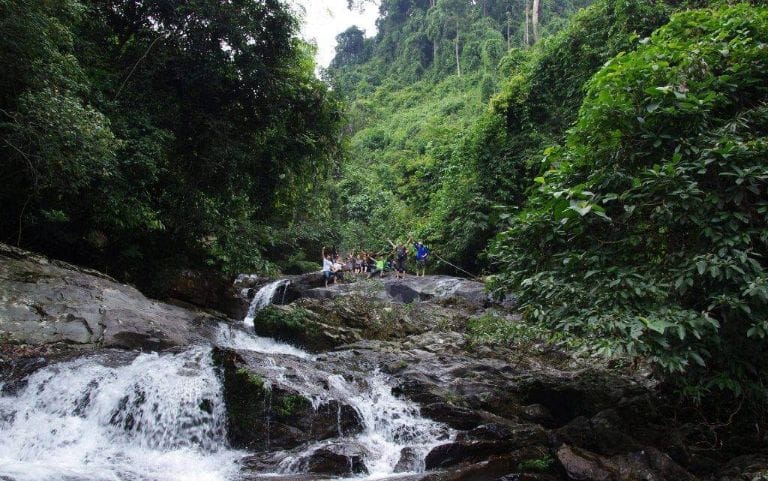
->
[489,4,768,428]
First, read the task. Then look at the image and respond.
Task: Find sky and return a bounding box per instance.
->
[290,0,380,68]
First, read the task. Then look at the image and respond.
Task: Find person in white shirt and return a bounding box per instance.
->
[321,246,334,287]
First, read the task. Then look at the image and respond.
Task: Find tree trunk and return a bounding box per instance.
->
[454,18,461,77]
[532,0,540,42]
[524,1,530,47]
[506,11,511,50]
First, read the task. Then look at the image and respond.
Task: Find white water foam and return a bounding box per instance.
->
[277,372,452,478]
[243,279,291,327]
[0,347,243,481]
[215,323,313,360]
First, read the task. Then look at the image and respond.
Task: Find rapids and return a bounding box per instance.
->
[0,280,451,481]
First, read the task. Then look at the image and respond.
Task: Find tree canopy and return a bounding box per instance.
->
[0,0,343,292]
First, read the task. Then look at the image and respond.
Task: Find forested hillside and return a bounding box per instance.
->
[329,0,768,453]
[0,0,342,293]
[324,0,668,271]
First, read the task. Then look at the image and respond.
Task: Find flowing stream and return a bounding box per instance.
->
[0,280,451,481]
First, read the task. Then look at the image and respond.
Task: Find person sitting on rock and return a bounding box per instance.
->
[321,246,334,287]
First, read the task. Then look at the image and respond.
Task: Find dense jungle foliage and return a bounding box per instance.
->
[485,3,768,441]
[330,0,768,447]
[0,0,342,293]
[3,0,767,446]
[324,0,669,271]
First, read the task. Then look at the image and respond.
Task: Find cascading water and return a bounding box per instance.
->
[0,276,452,480]
[0,347,241,481]
[277,373,452,478]
[243,279,291,327]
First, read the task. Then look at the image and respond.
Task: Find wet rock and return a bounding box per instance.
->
[395,447,421,473]
[421,403,488,430]
[250,304,362,352]
[0,342,88,395]
[469,423,515,441]
[214,348,364,451]
[233,274,264,290]
[301,443,369,475]
[420,447,551,480]
[425,441,528,469]
[0,243,222,351]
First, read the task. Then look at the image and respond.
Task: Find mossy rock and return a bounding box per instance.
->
[213,348,364,451]
[251,304,361,352]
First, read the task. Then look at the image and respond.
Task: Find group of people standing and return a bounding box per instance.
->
[321,237,431,287]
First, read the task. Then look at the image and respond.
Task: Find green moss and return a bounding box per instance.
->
[254,305,310,331]
[518,455,555,472]
[274,394,310,417]
[236,367,265,390]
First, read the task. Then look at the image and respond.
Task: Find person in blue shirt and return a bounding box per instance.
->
[413,240,430,277]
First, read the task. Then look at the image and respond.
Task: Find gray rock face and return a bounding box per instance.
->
[250,296,467,353]
[0,243,222,350]
[302,276,489,307]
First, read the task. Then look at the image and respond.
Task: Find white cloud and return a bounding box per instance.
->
[290,0,380,68]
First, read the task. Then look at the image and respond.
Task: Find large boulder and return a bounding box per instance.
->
[213,348,364,451]
[291,442,369,476]
[420,447,553,480]
[250,296,466,352]
[555,444,695,481]
[0,243,222,351]
[425,441,528,469]
[303,276,489,308]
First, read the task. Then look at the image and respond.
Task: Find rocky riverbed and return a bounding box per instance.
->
[0,243,765,481]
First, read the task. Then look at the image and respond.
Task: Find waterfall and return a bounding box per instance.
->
[0,347,241,481]
[279,373,452,476]
[0,277,453,480]
[243,279,291,327]
[215,323,312,360]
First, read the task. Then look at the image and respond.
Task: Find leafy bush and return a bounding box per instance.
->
[489,4,768,412]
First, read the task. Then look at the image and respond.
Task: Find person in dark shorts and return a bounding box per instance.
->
[394,243,408,279]
[321,246,334,287]
[413,240,430,277]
